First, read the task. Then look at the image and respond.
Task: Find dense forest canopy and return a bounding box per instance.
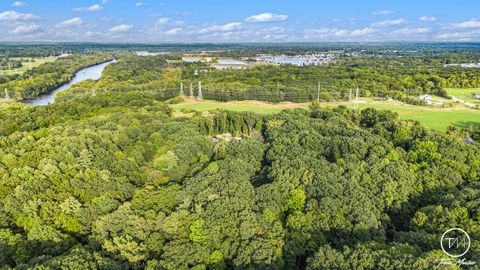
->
[0,92,478,269]
[1,43,480,269]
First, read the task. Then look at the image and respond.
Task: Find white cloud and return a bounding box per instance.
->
[166,28,182,35]
[0,10,40,21]
[245,13,288,23]
[393,27,430,35]
[308,28,333,34]
[221,26,288,42]
[73,4,103,12]
[350,27,377,37]
[56,17,84,28]
[152,18,183,29]
[135,2,147,7]
[11,1,28,7]
[174,11,191,16]
[420,16,436,22]
[371,18,406,28]
[304,27,375,39]
[305,28,348,37]
[198,22,242,34]
[85,31,102,37]
[434,30,480,41]
[333,29,349,37]
[155,18,171,26]
[372,10,394,16]
[9,23,41,34]
[109,24,133,32]
[451,19,480,29]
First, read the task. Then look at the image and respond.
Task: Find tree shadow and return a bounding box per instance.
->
[452,121,480,129]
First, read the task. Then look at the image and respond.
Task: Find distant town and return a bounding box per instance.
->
[255,53,341,66]
[444,63,480,68]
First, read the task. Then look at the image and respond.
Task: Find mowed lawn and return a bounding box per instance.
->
[173,101,290,114]
[401,110,480,130]
[446,88,480,106]
[5,56,58,75]
[172,99,480,131]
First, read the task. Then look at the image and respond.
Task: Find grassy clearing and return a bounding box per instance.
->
[171,98,480,131]
[173,100,309,114]
[2,56,58,75]
[402,110,480,130]
[446,88,480,106]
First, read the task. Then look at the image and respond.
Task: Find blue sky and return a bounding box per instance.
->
[1,0,480,42]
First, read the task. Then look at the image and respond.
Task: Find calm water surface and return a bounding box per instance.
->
[22,59,115,106]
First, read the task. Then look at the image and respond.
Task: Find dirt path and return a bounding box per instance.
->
[452,96,477,108]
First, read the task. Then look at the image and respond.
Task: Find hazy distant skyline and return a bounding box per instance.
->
[1,0,480,42]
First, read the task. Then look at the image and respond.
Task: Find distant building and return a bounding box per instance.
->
[464,137,474,145]
[418,94,432,100]
[418,94,433,104]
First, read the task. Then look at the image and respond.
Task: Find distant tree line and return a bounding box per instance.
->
[53,52,480,105]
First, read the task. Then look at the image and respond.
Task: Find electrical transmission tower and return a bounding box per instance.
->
[179,82,184,97]
[198,81,203,100]
[4,88,10,100]
[189,82,194,101]
[349,88,353,108]
[353,87,359,111]
[317,82,320,102]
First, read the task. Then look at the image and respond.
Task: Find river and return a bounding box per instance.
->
[22,59,116,106]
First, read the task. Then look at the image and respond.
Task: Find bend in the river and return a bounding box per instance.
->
[22,59,116,106]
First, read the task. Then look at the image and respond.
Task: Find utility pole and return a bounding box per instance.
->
[353,87,359,111]
[198,81,203,101]
[317,82,320,102]
[349,88,353,108]
[179,82,184,97]
[189,82,194,101]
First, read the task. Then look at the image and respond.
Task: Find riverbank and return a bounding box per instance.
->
[21,59,115,106]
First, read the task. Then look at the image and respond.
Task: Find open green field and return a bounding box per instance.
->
[172,99,480,131]
[2,56,58,75]
[446,88,480,106]
[173,100,292,114]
